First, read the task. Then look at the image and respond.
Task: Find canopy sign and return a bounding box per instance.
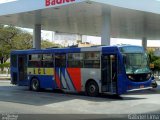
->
[45,0,75,7]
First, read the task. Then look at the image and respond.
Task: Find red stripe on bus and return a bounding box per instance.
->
[67,68,81,92]
[55,71,61,88]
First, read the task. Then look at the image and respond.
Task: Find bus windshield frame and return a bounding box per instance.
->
[123,53,151,74]
[120,46,150,72]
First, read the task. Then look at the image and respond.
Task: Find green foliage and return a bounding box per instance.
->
[153,59,160,71]
[147,49,160,71]
[41,40,62,48]
[147,50,159,63]
[0,25,33,64]
[13,32,33,50]
[0,25,62,71]
[3,62,10,68]
[0,62,10,68]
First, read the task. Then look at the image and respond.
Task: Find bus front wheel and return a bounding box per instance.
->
[86,81,99,97]
[31,78,40,91]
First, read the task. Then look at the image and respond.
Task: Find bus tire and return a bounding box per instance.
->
[86,80,99,97]
[31,78,40,91]
[152,82,158,88]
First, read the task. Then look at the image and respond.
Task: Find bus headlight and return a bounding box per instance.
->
[128,75,134,80]
[146,74,151,80]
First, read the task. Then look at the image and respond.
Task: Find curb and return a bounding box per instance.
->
[0,78,10,80]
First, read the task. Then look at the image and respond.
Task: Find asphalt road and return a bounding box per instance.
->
[0,80,160,120]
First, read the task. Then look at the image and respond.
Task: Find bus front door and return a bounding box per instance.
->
[101,54,117,94]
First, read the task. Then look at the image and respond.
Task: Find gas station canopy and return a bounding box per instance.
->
[0,0,160,40]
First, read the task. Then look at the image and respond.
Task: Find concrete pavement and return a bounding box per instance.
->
[0,81,159,119]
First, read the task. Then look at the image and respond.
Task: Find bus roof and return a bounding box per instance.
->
[11,45,143,55]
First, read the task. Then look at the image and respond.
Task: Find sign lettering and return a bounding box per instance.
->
[45,0,75,7]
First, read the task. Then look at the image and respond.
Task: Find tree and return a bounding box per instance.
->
[0,25,21,49]
[153,60,160,71]
[147,49,160,71]
[0,25,33,64]
[0,25,19,64]
[147,49,159,63]
[0,25,62,66]
[13,32,33,50]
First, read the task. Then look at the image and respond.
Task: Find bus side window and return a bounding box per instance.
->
[55,54,66,67]
[67,53,84,68]
[84,52,100,68]
[28,54,42,68]
[42,54,54,68]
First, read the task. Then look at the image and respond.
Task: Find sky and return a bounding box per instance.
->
[22,28,160,47]
[0,0,17,4]
[40,29,160,47]
[80,36,160,47]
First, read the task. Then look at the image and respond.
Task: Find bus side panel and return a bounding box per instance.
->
[39,75,55,89]
[117,54,128,95]
[28,75,56,89]
[27,68,57,89]
[54,68,81,92]
[11,67,18,85]
[55,68,68,90]
[66,68,81,92]
[117,74,127,94]
[81,68,101,92]
[55,68,61,89]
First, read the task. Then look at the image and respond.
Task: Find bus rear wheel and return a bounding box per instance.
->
[31,78,40,91]
[86,81,99,97]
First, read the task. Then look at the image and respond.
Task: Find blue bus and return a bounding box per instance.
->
[10,45,152,96]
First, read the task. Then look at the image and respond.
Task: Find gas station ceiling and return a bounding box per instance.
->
[0,0,160,39]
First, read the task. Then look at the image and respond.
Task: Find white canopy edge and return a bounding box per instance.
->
[0,0,86,16]
[91,0,160,14]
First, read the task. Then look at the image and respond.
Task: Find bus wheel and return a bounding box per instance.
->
[152,82,158,88]
[31,78,40,91]
[86,81,99,97]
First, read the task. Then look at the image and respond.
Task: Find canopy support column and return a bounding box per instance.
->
[142,37,147,50]
[33,24,41,49]
[101,8,111,46]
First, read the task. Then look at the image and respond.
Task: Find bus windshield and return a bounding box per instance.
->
[124,53,151,74]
